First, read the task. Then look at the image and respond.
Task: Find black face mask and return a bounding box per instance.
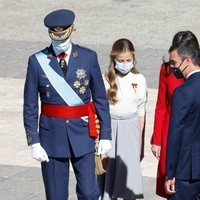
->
[170,67,184,79]
[170,58,186,79]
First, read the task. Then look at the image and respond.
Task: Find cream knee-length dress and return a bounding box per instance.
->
[98,72,147,200]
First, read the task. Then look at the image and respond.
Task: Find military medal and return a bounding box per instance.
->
[60,59,65,68]
[73,68,88,94]
[73,80,81,88]
[79,86,86,94]
[132,83,138,93]
[76,68,86,79]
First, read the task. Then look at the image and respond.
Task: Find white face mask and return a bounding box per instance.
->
[115,60,133,74]
[51,38,71,55]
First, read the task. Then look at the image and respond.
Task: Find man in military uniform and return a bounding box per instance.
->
[23,9,111,200]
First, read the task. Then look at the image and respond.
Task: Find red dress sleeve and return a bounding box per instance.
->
[151,64,168,146]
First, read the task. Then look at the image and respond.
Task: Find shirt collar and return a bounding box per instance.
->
[65,43,72,56]
[186,69,200,79]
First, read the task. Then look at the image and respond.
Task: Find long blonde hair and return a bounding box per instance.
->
[105,38,139,104]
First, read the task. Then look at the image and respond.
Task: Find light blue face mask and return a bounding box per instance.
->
[51,38,71,55]
[115,60,133,74]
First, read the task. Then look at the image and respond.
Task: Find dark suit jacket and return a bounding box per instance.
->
[166,71,200,180]
[23,43,111,158]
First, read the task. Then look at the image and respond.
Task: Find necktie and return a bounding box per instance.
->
[58,53,68,76]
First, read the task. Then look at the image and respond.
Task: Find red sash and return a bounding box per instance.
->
[41,102,98,138]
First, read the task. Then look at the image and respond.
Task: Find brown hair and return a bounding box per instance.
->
[105,38,139,104]
[169,30,200,66]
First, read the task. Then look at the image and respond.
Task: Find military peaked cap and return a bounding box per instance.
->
[44,9,75,40]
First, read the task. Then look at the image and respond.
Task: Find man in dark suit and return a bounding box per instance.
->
[165,30,200,199]
[23,9,111,200]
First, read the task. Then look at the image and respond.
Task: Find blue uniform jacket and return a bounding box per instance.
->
[23,43,111,158]
[166,72,200,180]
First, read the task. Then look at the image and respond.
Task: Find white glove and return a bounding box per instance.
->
[97,140,111,155]
[31,143,49,162]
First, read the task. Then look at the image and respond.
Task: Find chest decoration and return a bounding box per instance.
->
[73,68,89,94]
[131,83,138,93]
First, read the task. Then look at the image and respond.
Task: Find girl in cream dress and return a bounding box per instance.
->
[98,38,147,200]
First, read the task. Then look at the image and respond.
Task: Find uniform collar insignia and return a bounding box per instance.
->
[46,46,55,58]
[73,51,78,58]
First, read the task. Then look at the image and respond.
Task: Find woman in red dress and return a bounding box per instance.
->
[151,62,184,198]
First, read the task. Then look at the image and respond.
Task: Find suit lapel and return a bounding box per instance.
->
[47,45,64,77]
[66,44,79,79]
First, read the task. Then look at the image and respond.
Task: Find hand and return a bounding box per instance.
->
[165,177,176,195]
[151,144,161,160]
[31,143,49,162]
[97,140,111,156]
[95,114,100,135]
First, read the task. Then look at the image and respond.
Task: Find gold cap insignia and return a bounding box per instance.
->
[49,24,74,41]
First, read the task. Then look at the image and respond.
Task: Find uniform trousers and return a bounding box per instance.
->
[41,152,100,200]
[169,179,200,200]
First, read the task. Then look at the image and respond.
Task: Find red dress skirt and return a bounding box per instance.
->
[151,64,184,198]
